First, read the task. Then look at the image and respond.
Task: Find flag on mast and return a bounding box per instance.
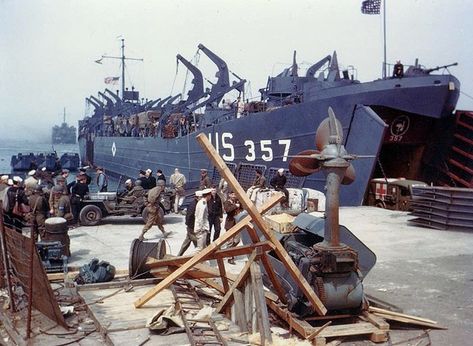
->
[104,76,120,85]
[361,0,381,14]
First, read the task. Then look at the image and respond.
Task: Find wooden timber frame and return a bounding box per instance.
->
[134,133,327,316]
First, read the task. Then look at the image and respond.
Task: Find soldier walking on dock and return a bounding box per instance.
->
[139,180,170,240]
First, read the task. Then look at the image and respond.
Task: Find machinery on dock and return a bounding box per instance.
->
[243,108,376,316]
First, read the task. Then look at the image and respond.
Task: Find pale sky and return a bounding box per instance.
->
[1,0,472,142]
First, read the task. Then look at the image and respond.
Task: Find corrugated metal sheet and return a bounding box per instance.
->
[409,186,473,232]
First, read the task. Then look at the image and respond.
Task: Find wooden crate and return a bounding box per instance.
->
[264,213,296,233]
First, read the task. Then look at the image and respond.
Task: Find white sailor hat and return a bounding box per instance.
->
[146,169,152,174]
[7,179,13,186]
[195,190,204,197]
[125,179,132,184]
[1,175,8,181]
[28,169,36,176]
[41,167,47,172]
[278,168,284,173]
[13,176,23,183]
[201,188,212,195]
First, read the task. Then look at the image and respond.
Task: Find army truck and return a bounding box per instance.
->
[367,178,427,211]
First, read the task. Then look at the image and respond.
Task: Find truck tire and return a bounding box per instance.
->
[141,206,164,224]
[79,205,103,226]
[375,200,386,209]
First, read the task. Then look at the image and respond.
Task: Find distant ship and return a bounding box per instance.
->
[52,108,76,144]
[78,41,471,206]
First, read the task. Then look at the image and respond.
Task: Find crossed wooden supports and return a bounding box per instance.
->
[134,133,327,317]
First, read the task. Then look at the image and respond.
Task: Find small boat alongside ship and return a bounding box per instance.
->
[78,41,471,206]
[10,152,80,172]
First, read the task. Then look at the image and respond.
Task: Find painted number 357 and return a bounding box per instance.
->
[209,132,291,162]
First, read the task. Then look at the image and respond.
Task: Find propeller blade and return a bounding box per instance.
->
[341,163,356,185]
[289,149,321,176]
[315,108,343,150]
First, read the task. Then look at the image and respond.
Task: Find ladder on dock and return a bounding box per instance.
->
[171,281,227,346]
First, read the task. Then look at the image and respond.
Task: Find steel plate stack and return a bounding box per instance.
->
[409,186,473,232]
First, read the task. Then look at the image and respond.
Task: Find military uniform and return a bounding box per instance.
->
[140,185,169,240]
[120,185,145,205]
[27,190,49,240]
[223,197,241,263]
[57,195,73,221]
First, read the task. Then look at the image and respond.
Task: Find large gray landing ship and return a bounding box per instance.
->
[78,42,467,206]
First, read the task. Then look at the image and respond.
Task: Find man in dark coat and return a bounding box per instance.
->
[137,170,149,189]
[177,191,200,256]
[223,191,241,264]
[206,187,223,245]
[69,174,89,224]
[145,169,157,189]
[5,177,29,233]
[270,168,289,207]
[156,169,166,184]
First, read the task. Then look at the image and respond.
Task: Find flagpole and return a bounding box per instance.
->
[383,0,387,78]
[121,39,125,101]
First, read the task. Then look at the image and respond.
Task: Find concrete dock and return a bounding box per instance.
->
[66,206,473,345]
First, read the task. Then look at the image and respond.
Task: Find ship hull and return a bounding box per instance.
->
[79,74,460,206]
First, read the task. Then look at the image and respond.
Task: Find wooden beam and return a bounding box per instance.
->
[196,133,327,316]
[216,252,258,313]
[133,196,281,308]
[251,261,272,345]
[145,241,274,268]
[368,306,438,325]
[246,224,287,304]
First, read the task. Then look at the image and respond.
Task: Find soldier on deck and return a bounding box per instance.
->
[27,185,49,240]
[199,169,212,190]
[139,180,171,240]
[246,168,266,202]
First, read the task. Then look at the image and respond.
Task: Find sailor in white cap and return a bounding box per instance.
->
[25,170,39,194]
[194,188,212,250]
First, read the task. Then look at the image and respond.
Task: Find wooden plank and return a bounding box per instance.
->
[196,133,327,316]
[368,306,438,325]
[250,261,272,345]
[216,252,257,313]
[216,258,230,293]
[145,241,274,268]
[265,297,314,338]
[361,311,390,331]
[233,288,248,332]
[48,268,129,282]
[317,322,379,338]
[134,194,282,308]
[77,277,160,291]
[372,312,447,330]
[150,267,219,279]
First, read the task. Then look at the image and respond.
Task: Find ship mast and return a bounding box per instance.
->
[99,39,143,101]
[63,107,66,124]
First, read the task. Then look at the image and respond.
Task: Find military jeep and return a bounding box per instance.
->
[78,187,175,226]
